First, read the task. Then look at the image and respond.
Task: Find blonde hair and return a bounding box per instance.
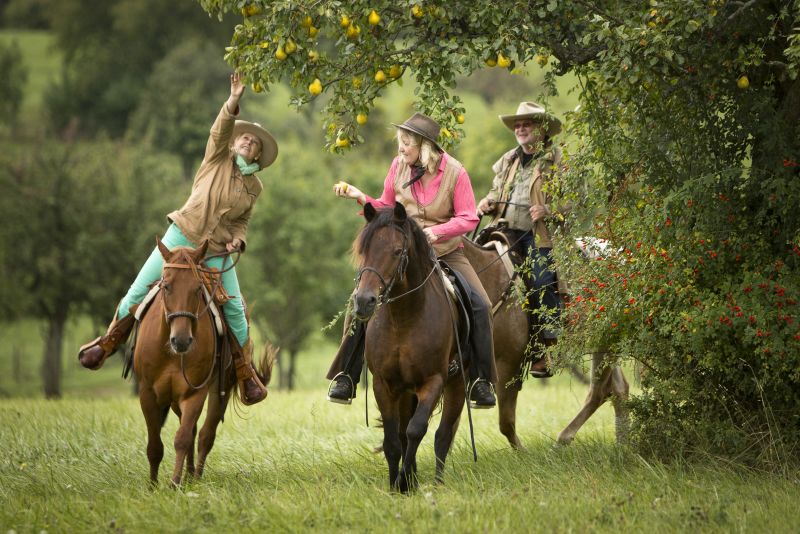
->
[396,129,441,175]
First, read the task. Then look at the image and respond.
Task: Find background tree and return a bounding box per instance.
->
[201,0,800,465]
[0,138,181,397]
[242,143,369,390]
[0,39,27,130]
[44,0,236,137]
[127,38,231,180]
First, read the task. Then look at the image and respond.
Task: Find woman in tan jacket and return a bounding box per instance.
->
[327,113,497,409]
[78,73,278,405]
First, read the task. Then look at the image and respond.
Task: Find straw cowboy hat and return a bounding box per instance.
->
[392,112,443,151]
[232,120,279,168]
[499,102,562,137]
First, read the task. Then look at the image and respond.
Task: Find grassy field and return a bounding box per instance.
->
[2,346,799,533]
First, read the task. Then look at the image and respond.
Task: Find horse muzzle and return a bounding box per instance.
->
[353,291,378,320]
[169,333,194,354]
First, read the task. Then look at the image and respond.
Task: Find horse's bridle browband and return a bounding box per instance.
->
[355,223,437,305]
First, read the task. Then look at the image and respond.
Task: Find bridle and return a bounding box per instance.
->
[161,249,218,327]
[355,223,437,306]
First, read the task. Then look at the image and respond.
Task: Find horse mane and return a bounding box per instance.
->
[355,206,433,265]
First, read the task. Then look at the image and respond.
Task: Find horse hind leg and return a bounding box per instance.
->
[557,352,613,445]
[434,378,465,484]
[611,366,630,445]
[495,356,524,449]
[170,395,206,486]
[398,394,417,479]
[140,388,169,486]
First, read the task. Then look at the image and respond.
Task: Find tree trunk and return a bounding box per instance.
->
[287,348,297,391]
[42,309,67,399]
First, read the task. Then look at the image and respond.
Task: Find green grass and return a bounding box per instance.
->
[0,29,61,116]
[1,362,799,532]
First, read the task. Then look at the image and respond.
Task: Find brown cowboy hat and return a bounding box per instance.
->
[232,120,279,168]
[499,101,562,136]
[391,112,442,151]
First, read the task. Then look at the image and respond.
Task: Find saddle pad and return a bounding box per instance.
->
[482,240,516,280]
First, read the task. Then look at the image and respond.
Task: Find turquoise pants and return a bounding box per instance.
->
[118,223,248,345]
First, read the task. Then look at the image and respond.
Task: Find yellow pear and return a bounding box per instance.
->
[497,53,511,68]
[275,46,287,60]
[284,39,296,54]
[340,15,350,27]
[389,65,402,78]
[309,78,322,95]
[335,137,350,148]
[485,56,497,68]
[308,26,319,37]
[374,70,386,83]
[307,50,319,62]
[737,75,749,89]
[456,114,465,124]
[368,10,381,25]
[301,15,313,28]
[356,113,368,125]
[411,5,424,19]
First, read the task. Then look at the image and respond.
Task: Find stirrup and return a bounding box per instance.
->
[327,372,355,405]
[467,379,496,410]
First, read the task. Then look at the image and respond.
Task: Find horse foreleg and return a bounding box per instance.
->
[373,379,402,490]
[197,384,227,477]
[434,378,465,484]
[557,352,613,445]
[611,366,630,445]
[171,394,205,486]
[139,387,168,486]
[398,375,444,493]
[398,394,417,476]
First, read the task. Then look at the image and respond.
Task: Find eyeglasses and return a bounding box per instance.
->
[513,122,534,130]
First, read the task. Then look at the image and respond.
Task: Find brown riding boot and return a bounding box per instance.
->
[232,338,267,405]
[78,309,137,370]
[530,338,556,378]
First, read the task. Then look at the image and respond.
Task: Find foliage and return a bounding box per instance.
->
[44,0,236,137]
[202,0,800,465]
[1,0,52,30]
[0,38,27,128]
[127,38,231,180]
[241,142,369,387]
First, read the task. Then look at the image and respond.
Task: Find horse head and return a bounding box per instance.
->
[157,237,209,354]
[352,203,430,320]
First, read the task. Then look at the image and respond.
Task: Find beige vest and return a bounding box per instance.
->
[393,155,463,257]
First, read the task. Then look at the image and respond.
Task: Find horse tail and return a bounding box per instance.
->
[256,342,278,387]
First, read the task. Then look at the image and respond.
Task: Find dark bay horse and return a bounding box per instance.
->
[353,203,465,492]
[134,238,273,485]
[461,236,630,447]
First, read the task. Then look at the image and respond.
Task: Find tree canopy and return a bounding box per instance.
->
[202,0,800,464]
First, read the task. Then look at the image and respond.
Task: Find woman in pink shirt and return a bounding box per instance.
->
[326,113,497,409]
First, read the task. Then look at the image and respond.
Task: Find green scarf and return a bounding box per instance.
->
[236,155,260,176]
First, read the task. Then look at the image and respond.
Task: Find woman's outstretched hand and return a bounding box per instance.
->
[333,181,366,203]
[226,72,245,113]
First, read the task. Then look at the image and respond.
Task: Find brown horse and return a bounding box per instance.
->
[133,238,272,485]
[461,236,630,447]
[353,203,466,492]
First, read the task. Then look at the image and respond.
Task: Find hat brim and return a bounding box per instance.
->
[391,123,442,151]
[498,112,562,136]
[233,121,278,169]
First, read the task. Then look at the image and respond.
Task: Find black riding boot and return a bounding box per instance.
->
[326,319,366,404]
[466,288,497,409]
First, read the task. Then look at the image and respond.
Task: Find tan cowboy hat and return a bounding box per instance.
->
[391,112,443,151]
[232,120,279,168]
[499,102,562,136]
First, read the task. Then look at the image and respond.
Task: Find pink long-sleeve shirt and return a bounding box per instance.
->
[360,154,480,242]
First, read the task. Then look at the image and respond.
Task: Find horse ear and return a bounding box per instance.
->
[364,202,377,222]
[193,240,209,262]
[393,202,407,223]
[156,236,170,260]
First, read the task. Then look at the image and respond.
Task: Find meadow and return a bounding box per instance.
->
[2,340,799,533]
